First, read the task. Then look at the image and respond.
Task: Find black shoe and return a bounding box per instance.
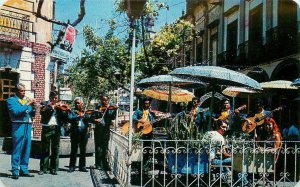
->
[68,167,75,173]
[50,170,58,175]
[38,171,44,175]
[79,167,88,172]
[11,174,19,180]
[20,173,34,177]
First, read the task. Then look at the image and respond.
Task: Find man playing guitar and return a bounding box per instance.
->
[214,99,244,133]
[243,99,272,136]
[132,97,156,138]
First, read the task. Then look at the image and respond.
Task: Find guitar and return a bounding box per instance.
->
[121,113,171,136]
[242,106,283,133]
[216,105,247,122]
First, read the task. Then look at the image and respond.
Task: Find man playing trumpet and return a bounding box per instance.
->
[6,83,36,179]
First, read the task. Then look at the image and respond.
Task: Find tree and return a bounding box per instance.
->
[114,0,194,77]
[137,19,194,77]
[67,24,130,102]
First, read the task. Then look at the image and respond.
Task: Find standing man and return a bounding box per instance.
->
[133,97,156,137]
[243,99,271,136]
[214,99,241,133]
[6,83,36,179]
[188,97,208,132]
[93,95,117,171]
[68,98,91,172]
[39,91,62,175]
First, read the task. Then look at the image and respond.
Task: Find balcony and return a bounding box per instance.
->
[217,49,237,67]
[0,10,36,42]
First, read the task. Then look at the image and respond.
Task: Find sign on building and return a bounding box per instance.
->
[60,25,78,52]
[51,46,70,62]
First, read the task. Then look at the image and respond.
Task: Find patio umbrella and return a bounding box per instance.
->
[138,75,204,112]
[142,86,195,103]
[260,80,297,89]
[222,86,257,112]
[138,74,204,87]
[291,78,300,87]
[170,66,262,129]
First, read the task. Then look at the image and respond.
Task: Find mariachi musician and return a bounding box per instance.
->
[213,99,244,133]
[6,83,36,179]
[39,91,69,175]
[92,95,118,171]
[188,97,207,132]
[133,97,157,138]
[68,97,91,172]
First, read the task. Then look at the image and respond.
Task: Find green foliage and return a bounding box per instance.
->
[137,19,194,77]
[67,25,130,102]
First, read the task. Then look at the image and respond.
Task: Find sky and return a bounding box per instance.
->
[54,0,186,58]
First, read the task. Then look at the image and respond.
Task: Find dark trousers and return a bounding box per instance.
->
[69,129,89,168]
[94,126,110,168]
[40,126,61,172]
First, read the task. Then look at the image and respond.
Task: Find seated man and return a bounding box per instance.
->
[203,120,231,176]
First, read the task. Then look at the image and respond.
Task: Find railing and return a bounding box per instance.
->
[108,130,129,186]
[0,10,36,42]
[107,132,300,187]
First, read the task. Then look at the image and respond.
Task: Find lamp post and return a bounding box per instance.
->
[124,0,146,186]
[114,70,121,129]
[134,88,142,110]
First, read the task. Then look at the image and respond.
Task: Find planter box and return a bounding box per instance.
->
[167,152,209,174]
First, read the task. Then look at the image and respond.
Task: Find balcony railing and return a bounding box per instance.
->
[108,130,300,187]
[0,10,36,42]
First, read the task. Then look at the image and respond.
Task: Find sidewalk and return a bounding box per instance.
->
[0,152,94,187]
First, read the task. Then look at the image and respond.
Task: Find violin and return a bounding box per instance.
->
[84,109,95,114]
[99,105,119,112]
[54,103,70,111]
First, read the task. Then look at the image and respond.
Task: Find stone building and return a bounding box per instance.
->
[184,0,299,121]
[0,0,54,137]
[185,0,299,81]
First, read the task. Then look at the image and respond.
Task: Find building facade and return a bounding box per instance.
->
[0,0,54,137]
[186,0,299,81]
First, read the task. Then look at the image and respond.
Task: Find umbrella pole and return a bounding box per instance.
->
[232,97,235,110]
[168,82,172,113]
[248,95,250,114]
[208,89,215,131]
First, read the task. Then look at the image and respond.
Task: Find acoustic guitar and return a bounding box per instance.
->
[242,106,283,133]
[217,105,247,121]
[121,113,171,136]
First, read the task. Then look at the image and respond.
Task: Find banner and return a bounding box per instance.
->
[60,25,78,52]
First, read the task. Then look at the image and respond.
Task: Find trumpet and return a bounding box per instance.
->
[24,97,36,106]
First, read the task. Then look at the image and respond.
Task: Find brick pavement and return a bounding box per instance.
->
[0,152,95,187]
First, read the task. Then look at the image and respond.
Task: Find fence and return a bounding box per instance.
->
[108,130,129,185]
[107,131,300,187]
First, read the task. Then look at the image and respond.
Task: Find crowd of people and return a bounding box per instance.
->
[5,83,300,180]
[130,96,300,176]
[6,84,117,179]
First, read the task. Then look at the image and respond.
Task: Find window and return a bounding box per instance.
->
[0,79,15,101]
[249,5,263,64]
[226,20,238,63]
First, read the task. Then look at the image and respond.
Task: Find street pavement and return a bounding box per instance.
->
[0,151,116,187]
